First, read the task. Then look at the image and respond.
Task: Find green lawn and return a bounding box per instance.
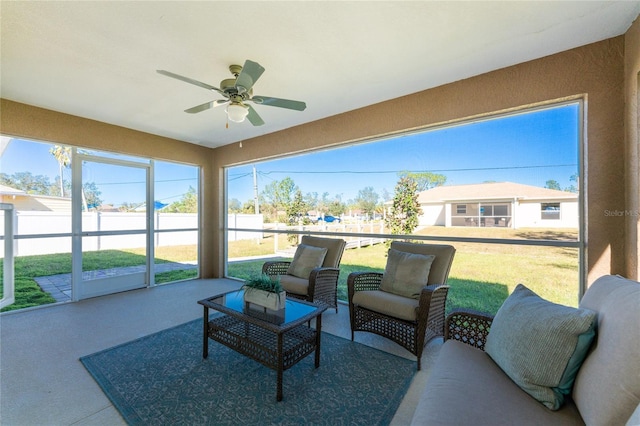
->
[1,227,579,315]
[227,237,579,316]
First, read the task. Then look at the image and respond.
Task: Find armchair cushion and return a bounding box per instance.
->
[286,244,328,279]
[352,289,419,321]
[278,274,309,296]
[380,248,434,299]
[485,284,597,410]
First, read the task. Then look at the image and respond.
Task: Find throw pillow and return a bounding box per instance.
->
[485,284,597,410]
[379,248,435,299]
[287,244,328,279]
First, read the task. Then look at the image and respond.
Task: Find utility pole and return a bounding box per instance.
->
[253,165,259,214]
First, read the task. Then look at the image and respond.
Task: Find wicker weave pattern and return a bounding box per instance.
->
[199,292,326,401]
[348,272,449,370]
[208,315,317,371]
[263,262,341,311]
[444,309,493,351]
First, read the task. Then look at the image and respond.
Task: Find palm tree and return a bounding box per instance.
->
[49,145,88,211]
[49,145,71,197]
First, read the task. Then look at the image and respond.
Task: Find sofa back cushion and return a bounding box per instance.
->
[572,275,640,426]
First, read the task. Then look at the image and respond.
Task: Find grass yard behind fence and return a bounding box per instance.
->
[1,227,579,314]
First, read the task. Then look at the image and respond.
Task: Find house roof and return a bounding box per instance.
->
[0,184,26,196]
[417,182,578,204]
[2,2,639,149]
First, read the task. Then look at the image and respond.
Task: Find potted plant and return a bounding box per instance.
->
[242,274,286,311]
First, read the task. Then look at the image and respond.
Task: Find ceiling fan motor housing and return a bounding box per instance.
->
[220,77,252,102]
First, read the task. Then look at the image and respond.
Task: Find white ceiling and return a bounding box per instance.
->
[2,1,639,149]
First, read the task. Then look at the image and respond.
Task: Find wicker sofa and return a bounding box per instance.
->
[411,275,640,426]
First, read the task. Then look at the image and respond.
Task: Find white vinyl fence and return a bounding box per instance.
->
[0,211,263,257]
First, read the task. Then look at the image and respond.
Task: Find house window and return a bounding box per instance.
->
[541,203,560,220]
[456,204,466,214]
[494,205,508,216]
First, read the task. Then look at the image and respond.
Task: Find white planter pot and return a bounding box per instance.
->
[243,289,286,311]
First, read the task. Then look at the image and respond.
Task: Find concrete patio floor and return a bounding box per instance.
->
[0,278,441,425]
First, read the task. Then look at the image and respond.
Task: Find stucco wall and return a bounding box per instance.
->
[212,36,630,286]
[625,17,640,279]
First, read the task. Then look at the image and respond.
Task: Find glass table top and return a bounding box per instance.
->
[203,290,323,326]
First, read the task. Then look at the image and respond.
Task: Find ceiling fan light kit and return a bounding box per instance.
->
[226,103,249,123]
[157,60,306,127]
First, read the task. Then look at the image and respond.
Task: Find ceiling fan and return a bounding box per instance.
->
[157,60,306,126]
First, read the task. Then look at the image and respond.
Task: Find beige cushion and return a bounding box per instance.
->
[286,244,328,279]
[380,248,434,299]
[411,340,584,426]
[485,284,597,410]
[300,235,346,268]
[389,242,455,285]
[279,274,309,296]
[572,275,640,426]
[352,289,418,321]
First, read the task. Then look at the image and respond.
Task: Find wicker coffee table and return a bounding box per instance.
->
[198,290,327,401]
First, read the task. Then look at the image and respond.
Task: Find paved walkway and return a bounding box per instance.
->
[34,240,383,303]
[34,262,198,303]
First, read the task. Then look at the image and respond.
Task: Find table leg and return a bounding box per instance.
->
[202,305,209,359]
[277,333,284,401]
[315,313,322,368]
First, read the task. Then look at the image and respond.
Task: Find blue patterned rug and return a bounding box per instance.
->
[80,319,415,425]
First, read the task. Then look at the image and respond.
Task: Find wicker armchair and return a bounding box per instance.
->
[347,242,455,370]
[262,236,346,312]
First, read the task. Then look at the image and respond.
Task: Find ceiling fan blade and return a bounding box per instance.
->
[157,70,226,97]
[246,105,265,126]
[184,99,228,114]
[212,99,229,107]
[251,96,306,111]
[235,60,265,94]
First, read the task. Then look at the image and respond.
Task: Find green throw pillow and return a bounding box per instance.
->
[485,284,597,410]
[379,248,435,299]
[287,244,328,279]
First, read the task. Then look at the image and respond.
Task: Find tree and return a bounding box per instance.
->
[327,195,347,216]
[242,199,257,214]
[286,189,308,224]
[166,186,197,213]
[564,173,579,193]
[261,177,298,223]
[398,171,447,191]
[1,171,52,194]
[355,186,379,219]
[49,145,71,197]
[545,179,561,190]
[385,176,422,238]
[82,181,103,209]
[228,198,242,213]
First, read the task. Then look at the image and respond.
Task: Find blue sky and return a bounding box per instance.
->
[0,142,198,208]
[228,103,579,203]
[1,103,578,207]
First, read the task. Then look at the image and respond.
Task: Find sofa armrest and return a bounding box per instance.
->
[445,309,493,351]
[262,261,291,276]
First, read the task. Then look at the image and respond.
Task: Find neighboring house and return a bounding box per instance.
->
[414,182,578,229]
[0,184,71,212]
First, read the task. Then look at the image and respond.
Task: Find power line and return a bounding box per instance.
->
[254,164,577,176]
[93,177,197,186]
